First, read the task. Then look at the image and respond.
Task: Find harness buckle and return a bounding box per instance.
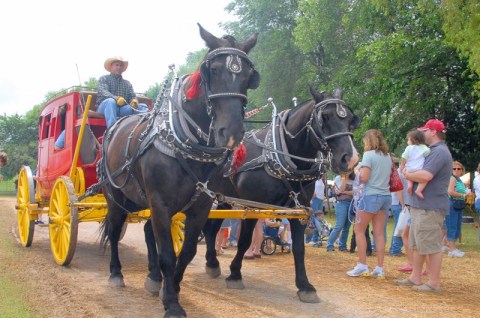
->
[195,181,216,199]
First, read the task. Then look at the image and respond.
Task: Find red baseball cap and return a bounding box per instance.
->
[418,119,446,133]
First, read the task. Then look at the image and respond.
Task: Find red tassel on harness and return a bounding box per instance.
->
[232,144,247,173]
[185,71,201,100]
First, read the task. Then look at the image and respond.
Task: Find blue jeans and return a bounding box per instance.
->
[445,200,463,241]
[326,200,352,250]
[228,219,240,241]
[311,197,324,213]
[55,130,66,148]
[389,204,404,255]
[97,98,148,128]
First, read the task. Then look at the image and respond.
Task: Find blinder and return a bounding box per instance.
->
[307,98,354,151]
[200,47,258,112]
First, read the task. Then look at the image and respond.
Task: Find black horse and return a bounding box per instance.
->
[202,86,360,303]
[98,24,259,318]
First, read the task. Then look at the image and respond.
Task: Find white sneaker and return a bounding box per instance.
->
[441,246,450,253]
[448,249,465,257]
[370,266,385,279]
[306,241,316,246]
[346,263,370,277]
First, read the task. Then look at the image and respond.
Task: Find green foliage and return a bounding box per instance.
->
[441,0,480,111]
[0,113,38,179]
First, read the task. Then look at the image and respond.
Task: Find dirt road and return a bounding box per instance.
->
[1,198,477,317]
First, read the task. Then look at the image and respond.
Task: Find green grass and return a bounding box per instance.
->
[323,207,480,252]
[0,199,36,318]
[0,276,35,318]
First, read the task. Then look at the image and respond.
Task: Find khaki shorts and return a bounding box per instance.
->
[409,207,445,255]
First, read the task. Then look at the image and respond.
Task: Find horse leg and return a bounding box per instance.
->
[225,219,257,289]
[144,219,162,296]
[290,219,320,303]
[174,204,211,292]
[105,205,128,288]
[203,218,223,278]
[150,212,186,318]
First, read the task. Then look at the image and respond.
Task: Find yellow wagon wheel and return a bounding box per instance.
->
[171,212,186,256]
[16,166,35,247]
[49,176,79,266]
[72,167,85,196]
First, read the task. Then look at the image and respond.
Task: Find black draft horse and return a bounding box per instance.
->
[203,86,360,303]
[99,24,259,318]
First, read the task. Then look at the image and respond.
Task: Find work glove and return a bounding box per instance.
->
[130,98,139,109]
[116,96,127,106]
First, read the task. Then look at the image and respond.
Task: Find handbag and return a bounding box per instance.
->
[452,199,466,210]
[389,156,404,192]
[393,206,410,237]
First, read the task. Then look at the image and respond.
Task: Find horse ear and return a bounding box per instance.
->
[198,23,222,50]
[333,88,343,99]
[248,70,260,89]
[239,32,259,53]
[308,85,325,102]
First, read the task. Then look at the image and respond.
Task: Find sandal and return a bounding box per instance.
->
[244,254,255,260]
[412,283,442,293]
[394,278,420,286]
[253,253,262,258]
[398,264,413,272]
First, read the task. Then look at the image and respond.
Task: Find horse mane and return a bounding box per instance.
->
[221,35,238,46]
[185,70,202,100]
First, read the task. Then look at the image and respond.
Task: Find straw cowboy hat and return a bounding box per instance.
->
[104,56,129,72]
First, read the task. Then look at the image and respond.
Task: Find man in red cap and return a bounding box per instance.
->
[97,56,149,128]
[395,119,452,292]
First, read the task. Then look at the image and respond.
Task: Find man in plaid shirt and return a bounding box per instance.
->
[97,56,148,127]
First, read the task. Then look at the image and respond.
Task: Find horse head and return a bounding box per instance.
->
[308,86,360,174]
[184,24,260,149]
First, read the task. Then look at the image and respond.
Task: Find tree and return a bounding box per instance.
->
[0,110,39,179]
[441,0,480,111]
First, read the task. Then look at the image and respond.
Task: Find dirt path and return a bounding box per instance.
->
[1,197,477,318]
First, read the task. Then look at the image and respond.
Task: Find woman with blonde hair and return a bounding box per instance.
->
[347,129,392,278]
[446,161,469,257]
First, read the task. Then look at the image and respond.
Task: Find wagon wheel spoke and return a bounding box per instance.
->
[16,166,35,247]
[49,176,79,266]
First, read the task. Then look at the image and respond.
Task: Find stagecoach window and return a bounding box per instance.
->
[40,114,51,140]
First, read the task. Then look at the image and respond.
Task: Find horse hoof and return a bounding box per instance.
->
[144,276,161,296]
[226,279,245,289]
[108,276,125,288]
[205,265,221,278]
[297,290,321,303]
[164,305,186,318]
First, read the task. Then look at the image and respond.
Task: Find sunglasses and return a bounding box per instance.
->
[453,168,463,171]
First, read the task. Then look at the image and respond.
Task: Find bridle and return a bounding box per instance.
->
[283,98,354,152]
[200,47,257,118]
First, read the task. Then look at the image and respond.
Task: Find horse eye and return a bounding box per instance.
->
[211,68,217,76]
[322,114,329,123]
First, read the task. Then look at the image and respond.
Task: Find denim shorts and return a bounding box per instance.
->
[358,194,392,214]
